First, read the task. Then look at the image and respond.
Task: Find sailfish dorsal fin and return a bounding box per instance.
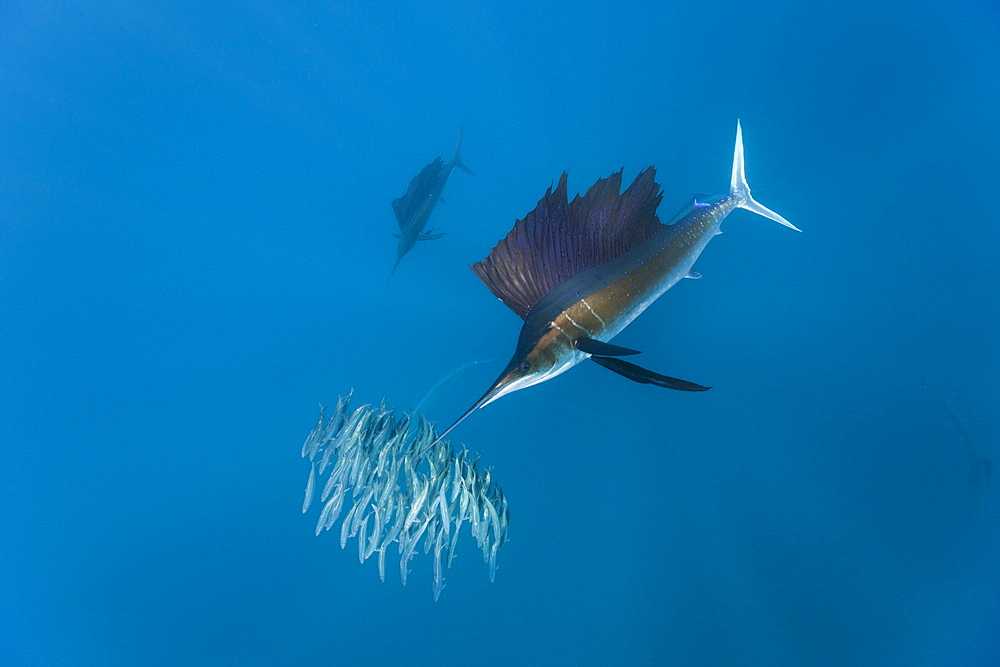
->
[391,157,445,227]
[471,167,666,318]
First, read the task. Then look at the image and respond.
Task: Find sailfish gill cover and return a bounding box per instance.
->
[472,168,665,317]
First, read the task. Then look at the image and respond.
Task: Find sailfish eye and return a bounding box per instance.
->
[519,361,531,372]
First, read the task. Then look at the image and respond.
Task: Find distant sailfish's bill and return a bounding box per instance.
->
[426,120,800,449]
[388,126,475,284]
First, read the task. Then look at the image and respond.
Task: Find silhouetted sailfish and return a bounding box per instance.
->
[923,380,993,508]
[425,121,799,451]
[388,126,474,284]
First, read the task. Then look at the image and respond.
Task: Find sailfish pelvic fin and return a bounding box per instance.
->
[730,120,800,232]
[590,355,710,391]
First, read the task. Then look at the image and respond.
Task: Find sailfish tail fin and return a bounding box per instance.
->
[452,124,475,176]
[730,120,800,232]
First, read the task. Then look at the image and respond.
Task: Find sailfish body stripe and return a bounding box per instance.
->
[531,196,738,356]
[579,298,607,328]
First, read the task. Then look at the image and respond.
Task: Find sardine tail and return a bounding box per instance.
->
[730,120,800,232]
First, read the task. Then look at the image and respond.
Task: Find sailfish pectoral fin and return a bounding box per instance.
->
[590,355,711,391]
[576,336,641,356]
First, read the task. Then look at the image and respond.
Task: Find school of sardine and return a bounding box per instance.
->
[299,390,509,601]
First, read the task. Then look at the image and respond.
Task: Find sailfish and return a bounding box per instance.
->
[426,121,800,449]
[924,381,993,509]
[388,126,474,283]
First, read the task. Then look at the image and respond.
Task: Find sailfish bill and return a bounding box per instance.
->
[425,120,799,447]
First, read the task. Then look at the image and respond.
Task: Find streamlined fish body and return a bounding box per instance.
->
[925,382,993,508]
[389,127,474,283]
[427,121,799,447]
[498,188,741,394]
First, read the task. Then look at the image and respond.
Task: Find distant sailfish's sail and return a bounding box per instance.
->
[299,392,509,601]
[391,158,446,227]
[472,168,666,318]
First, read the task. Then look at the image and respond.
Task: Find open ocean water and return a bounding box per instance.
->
[2,2,999,665]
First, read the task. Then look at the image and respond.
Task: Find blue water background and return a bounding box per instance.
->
[3,2,999,665]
